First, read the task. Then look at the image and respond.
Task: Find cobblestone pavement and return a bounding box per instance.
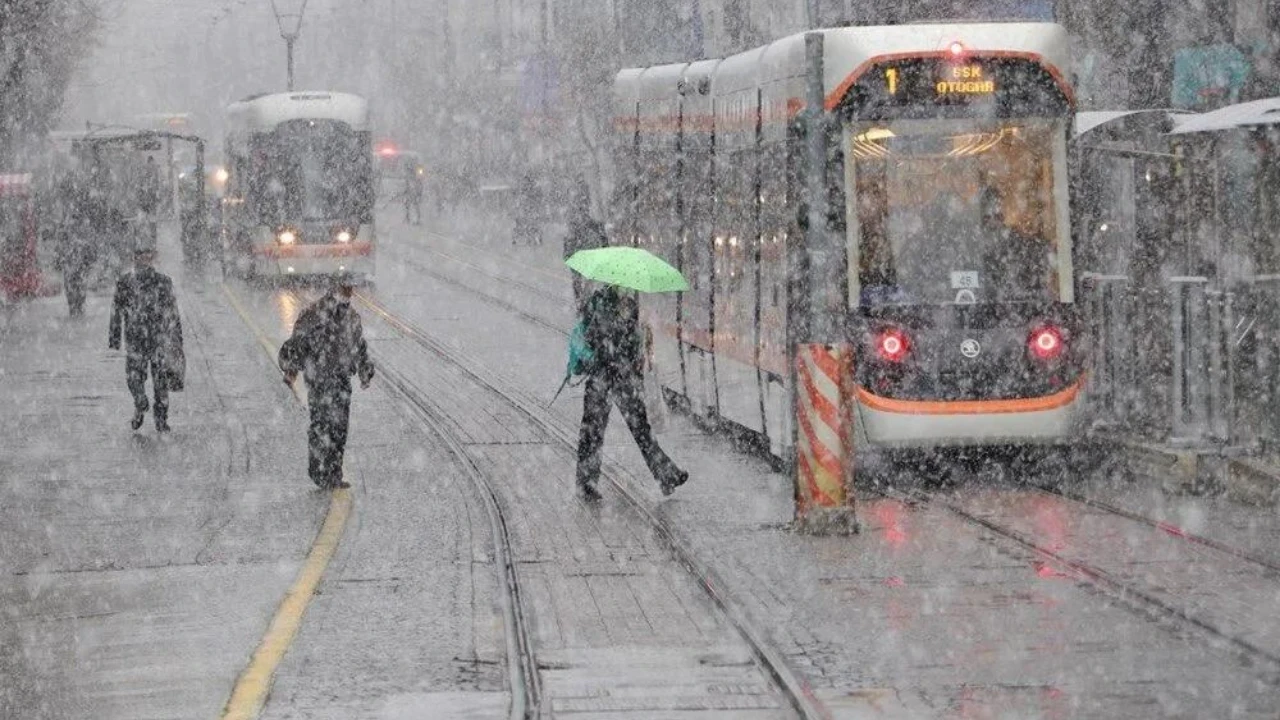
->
[0,237,318,718]
[1,226,501,718]
[8,213,1280,718]
[374,212,1280,717]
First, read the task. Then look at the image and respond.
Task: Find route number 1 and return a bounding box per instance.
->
[885,67,899,95]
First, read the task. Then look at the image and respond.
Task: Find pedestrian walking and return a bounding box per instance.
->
[513,171,544,246]
[278,274,375,490]
[404,161,424,225]
[108,241,185,432]
[575,285,687,500]
[563,180,607,309]
[138,156,161,217]
[53,171,92,316]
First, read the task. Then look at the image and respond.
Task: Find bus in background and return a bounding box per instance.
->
[221,92,376,281]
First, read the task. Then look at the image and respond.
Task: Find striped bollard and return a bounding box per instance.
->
[794,343,860,535]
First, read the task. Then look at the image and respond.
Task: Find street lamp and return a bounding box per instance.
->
[271,0,310,91]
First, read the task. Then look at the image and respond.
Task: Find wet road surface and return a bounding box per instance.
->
[5,215,1280,717]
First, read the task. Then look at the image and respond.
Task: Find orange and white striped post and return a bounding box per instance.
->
[794,342,859,534]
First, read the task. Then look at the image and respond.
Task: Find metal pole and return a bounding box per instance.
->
[806,0,820,28]
[804,32,837,342]
[792,30,857,535]
[286,36,296,91]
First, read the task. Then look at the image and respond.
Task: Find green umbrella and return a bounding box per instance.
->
[565,246,688,293]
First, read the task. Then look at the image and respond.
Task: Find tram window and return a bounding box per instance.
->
[849,120,1065,306]
[249,121,373,225]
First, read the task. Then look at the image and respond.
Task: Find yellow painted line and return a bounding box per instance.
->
[218,282,352,720]
[220,284,303,403]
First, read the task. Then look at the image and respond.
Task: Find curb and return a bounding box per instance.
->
[1117,439,1280,506]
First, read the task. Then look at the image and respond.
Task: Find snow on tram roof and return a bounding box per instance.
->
[1170,97,1280,135]
[226,92,370,133]
[616,22,1070,112]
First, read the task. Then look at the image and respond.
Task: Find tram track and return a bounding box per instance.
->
[352,288,831,720]
[386,243,568,337]
[402,228,1280,592]
[882,482,1280,681]
[375,360,541,720]
[1033,482,1280,578]
[393,223,1280,687]
[414,231,570,306]
[282,287,539,719]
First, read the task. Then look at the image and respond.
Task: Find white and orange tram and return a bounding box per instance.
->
[221,92,377,281]
[613,23,1084,468]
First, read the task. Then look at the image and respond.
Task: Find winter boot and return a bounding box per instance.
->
[131,403,147,431]
[660,469,689,497]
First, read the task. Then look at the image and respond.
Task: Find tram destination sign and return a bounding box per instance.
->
[844,56,1069,118]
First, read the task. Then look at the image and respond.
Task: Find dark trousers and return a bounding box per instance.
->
[405,196,422,224]
[126,353,168,421]
[576,371,678,487]
[64,265,87,316]
[308,385,352,486]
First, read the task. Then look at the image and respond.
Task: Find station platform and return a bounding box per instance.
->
[378,210,1280,717]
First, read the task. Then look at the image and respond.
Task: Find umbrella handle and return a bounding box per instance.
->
[549,376,571,407]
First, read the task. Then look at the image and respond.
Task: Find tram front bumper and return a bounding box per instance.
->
[856,383,1085,448]
[251,243,375,278]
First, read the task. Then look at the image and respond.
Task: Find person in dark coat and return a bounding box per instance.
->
[138,156,161,216]
[278,274,375,490]
[513,171,544,246]
[563,180,607,308]
[53,171,93,316]
[576,285,687,500]
[109,243,184,432]
[404,162,424,225]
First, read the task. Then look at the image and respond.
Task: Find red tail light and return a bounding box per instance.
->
[1029,326,1065,360]
[876,327,910,363]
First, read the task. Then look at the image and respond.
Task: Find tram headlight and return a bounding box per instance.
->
[277,229,297,245]
[335,229,353,243]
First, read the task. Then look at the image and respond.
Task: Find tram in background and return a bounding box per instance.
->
[221,92,376,281]
[613,23,1082,470]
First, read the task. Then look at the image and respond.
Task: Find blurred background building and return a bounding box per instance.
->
[55,0,1280,208]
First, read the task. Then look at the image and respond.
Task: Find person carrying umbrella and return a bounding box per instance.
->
[567,247,688,500]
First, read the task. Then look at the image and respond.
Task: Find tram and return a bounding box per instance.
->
[222,92,376,280]
[613,23,1081,466]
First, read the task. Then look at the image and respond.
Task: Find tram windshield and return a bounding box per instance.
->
[849,119,1068,307]
[249,120,373,224]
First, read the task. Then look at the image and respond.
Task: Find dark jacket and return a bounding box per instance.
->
[109,266,185,389]
[582,287,642,379]
[279,293,375,390]
[564,212,606,261]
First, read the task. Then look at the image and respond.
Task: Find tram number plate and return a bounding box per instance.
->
[950,271,980,290]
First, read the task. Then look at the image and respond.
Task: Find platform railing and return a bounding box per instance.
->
[1083,274,1246,449]
[1232,275,1280,451]
[1081,273,1134,430]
